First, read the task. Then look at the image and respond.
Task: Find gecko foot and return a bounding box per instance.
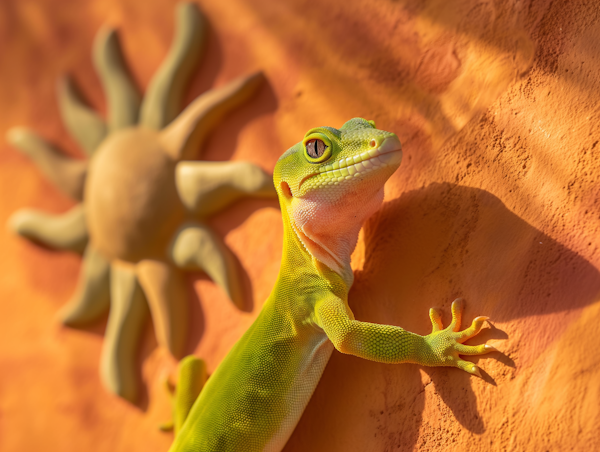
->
[423,298,497,376]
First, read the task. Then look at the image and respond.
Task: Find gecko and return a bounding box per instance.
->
[167,118,495,451]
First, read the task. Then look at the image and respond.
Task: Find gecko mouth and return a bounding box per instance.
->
[298,136,402,191]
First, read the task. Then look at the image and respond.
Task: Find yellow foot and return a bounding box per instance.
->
[423,298,497,376]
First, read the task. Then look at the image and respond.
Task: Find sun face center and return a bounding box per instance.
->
[85,127,185,262]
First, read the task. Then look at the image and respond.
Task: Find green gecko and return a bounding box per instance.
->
[168,118,495,451]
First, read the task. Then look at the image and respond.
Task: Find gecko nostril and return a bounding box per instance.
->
[369,139,377,148]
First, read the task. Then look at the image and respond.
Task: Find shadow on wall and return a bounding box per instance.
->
[360,182,600,323]
[288,182,600,451]
[353,181,598,434]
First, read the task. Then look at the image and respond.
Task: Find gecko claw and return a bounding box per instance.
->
[470,365,482,378]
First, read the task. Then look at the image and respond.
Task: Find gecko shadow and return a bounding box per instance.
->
[360,182,599,435]
[293,181,600,450]
[360,182,600,323]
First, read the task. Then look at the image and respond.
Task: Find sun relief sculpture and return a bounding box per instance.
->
[7,3,275,403]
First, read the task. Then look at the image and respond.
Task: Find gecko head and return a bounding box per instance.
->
[274,118,402,276]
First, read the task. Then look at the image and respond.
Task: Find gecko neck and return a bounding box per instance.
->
[283,187,385,288]
[281,206,359,290]
[289,217,356,287]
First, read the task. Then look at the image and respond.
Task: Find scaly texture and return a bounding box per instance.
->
[169,119,494,452]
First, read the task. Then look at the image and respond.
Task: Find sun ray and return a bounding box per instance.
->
[93,27,141,132]
[176,161,275,217]
[140,2,206,130]
[58,245,111,327]
[170,222,243,309]
[9,205,88,253]
[57,76,107,156]
[159,71,264,161]
[100,261,149,403]
[7,127,87,201]
[137,259,188,359]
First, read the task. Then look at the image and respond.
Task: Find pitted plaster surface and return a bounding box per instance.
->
[0,0,598,451]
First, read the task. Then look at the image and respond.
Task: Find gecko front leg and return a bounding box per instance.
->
[316,297,495,376]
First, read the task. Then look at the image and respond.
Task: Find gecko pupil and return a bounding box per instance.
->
[306,139,326,158]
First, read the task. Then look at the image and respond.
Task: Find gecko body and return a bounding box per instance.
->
[169,118,493,451]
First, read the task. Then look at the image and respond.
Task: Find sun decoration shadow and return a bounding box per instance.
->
[7,2,275,403]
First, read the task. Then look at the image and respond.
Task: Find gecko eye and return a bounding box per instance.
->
[303,132,332,163]
[305,139,327,158]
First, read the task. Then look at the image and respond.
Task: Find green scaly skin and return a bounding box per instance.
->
[168,118,495,452]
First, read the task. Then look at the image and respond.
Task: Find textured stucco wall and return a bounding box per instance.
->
[0,0,599,451]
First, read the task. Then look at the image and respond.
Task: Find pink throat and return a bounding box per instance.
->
[289,187,385,280]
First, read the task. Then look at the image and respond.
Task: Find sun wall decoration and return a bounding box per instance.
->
[7,3,275,403]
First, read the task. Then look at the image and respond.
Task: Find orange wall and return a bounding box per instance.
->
[1,0,599,451]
